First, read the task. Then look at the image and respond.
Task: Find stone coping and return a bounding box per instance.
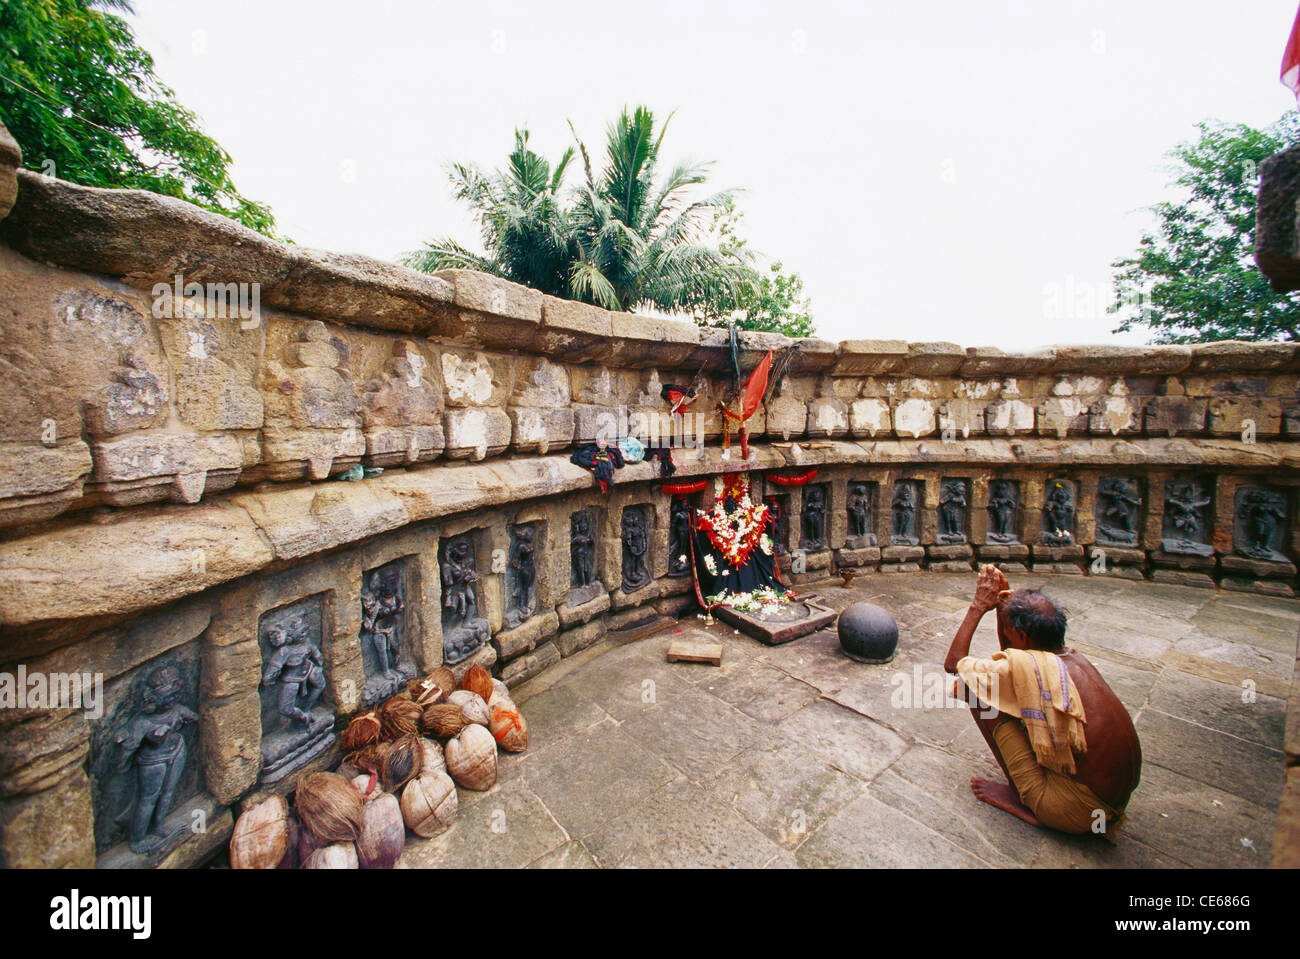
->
[2,166,1298,376]
[1,436,1296,629]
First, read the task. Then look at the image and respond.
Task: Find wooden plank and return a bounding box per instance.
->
[667,639,724,666]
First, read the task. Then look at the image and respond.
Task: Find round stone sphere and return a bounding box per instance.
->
[837,603,899,664]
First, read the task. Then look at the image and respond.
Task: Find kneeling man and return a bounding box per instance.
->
[944,565,1141,839]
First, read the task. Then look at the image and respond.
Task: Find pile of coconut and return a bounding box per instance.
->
[228,664,528,869]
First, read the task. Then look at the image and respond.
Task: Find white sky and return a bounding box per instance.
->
[129,0,1300,348]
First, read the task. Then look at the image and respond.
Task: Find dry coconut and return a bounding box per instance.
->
[303,843,359,869]
[488,702,529,753]
[416,737,447,777]
[445,723,498,791]
[339,710,382,753]
[400,772,458,838]
[460,663,494,702]
[381,734,424,792]
[421,703,467,738]
[357,792,405,870]
[229,795,290,869]
[295,772,364,844]
[379,695,423,740]
[447,689,490,727]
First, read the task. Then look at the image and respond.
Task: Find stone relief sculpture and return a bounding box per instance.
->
[440,534,490,664]
[1235,487,1288,563]
[847,482,875,547]
[938,479,968,544]
[113,663,197,855]
[505,524,537,627]
[768,494,790,555]
[1096,477,1141,547]
[360,563,414,706]
[668,497,693,577]
[987,480,1018,543]
[1042,480,1075,546]
[258,602,335,783]
[891,481,919,546]
[621,507,652,593]
[801,485,828,550]
[568,510,600,605]
[1161,480,1214,557]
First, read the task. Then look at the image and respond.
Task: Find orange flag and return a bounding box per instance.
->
[740,350,772,422]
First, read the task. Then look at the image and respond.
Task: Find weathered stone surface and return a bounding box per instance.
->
[443,407,513,460]
[555,617,607,658]
[985,399,1035,435]
[1144,396,1207,437]
[558,591,610,629]
[0,769,95,868]
[493,610,560,661]
[832,340,908,377]
[893,399,936,438]
[0,502,274,625]
[231,482,408,561]
[1151,569,1216,589]
[881,545,926,562]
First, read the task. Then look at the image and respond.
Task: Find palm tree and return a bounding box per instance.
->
[403,107,756,315]
[566,106,755,313]
[401,129,578,297]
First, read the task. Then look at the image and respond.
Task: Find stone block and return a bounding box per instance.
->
[1143,396,1207,437]
[555,618,607,658]
[893,399,936,438]
[1151,569,1217,589]
[443,407,512,460]
[834,546,881,567]
[881,545,925,562]
[492,609,560,661]
[985,399,1035,435]
[848,398,892,437]
[0,769,95,868]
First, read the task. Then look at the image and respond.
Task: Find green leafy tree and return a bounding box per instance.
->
[0,0,278,236]
[401,129,577,295]
[693,195,815,337]
[1111,115,1300,342]
[565,106,754,314]
[404,106,757,316]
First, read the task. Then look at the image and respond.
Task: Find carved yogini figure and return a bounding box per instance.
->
[1096,478,1140,544]
[571,512,595,587]
[669,498,692,576]
[1240,488,1286,559]
[361,568,404,677]
[1044,481,1074,543]
[441,536,478,624]
[848,483,872,538]
[115,663,197,854]
[621,509,651,592]
[510,525,537,615]
[261,616,327,726]
[803,486,826,548]
[1166,482,1210,540]
[988,481,1017,541]
[939,480,967,541]
[892,483,917,542]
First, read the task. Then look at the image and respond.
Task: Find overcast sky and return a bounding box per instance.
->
[129,0,1300,348]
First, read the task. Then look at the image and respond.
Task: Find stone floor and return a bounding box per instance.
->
[399,572,1299,869]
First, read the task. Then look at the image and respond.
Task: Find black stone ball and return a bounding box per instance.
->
[837,602,899,664]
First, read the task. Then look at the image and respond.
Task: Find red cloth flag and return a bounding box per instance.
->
[739,350,772,422]
[1283,4,1300,97]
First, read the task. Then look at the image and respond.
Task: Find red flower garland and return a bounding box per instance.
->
[769,468,819,487]
[660,479,708,496]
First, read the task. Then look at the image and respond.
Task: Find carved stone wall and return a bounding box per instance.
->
[1,126,1299,868]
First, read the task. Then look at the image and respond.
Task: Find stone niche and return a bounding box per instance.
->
[1095,476,1142,548]
[1161,477,1214,557]
[937,478,970,545]
[89,647,204,865]
[986,478,1020,544]
[890,479,923,546]
[1234,485,1289,563]
[438,530,491,666]
[567,506,603,607]
[800,482,830,551]
[667,494,697,577]
[256,595,336,784]
[1042,478,1077,546]
[619,504,654,595]
[845,480,878,549]
[358,557,419,707]
[504,521,542,628]
[765,491,792,556]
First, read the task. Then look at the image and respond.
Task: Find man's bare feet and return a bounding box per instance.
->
[970,775,1043,827]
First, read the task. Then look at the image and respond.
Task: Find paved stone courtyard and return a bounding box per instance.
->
[399,572,1297,869]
